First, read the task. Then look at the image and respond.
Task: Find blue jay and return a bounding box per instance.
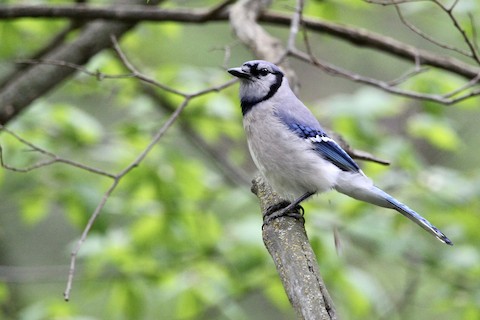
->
[228,60,452,245]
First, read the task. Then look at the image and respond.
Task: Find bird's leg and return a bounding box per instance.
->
[263,191,315,225]
[264,201,291,217]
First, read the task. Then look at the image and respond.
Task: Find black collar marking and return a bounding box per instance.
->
[241,72,283,116]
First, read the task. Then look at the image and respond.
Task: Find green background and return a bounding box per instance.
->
[0,0,479,319]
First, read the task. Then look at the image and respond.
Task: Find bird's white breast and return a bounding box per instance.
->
[243,102,341,199]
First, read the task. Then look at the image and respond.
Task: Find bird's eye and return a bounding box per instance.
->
[259,68,269,76]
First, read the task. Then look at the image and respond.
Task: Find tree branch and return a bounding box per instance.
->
[252,176,337,320]
[393,4,471,58]
[63,36,237,300]
[0,125,116,178]
[0,21,83,90]
[0,0,163,125]
[229,0,300,89]
[141,85,251,187]
[0,4,478,80]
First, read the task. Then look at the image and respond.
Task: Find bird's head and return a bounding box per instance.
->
[228,60,285,115]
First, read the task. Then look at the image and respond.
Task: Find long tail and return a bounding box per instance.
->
[335,179,453,245]
[374,187,453,245]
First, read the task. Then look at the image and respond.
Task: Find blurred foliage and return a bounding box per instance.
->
[1,0,480,319]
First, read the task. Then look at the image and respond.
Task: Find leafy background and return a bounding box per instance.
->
[0,0,479,319]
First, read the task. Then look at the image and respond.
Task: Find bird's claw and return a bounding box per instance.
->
[263,201,305,227]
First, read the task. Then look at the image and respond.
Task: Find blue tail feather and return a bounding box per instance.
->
[382,192,453,245]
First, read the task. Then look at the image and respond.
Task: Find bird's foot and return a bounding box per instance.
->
[263,201,305,226]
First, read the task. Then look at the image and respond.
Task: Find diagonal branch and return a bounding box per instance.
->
[0,21,83,90]
[433,0,480,64]
[296,29,480,105]
[141,85,251,187]
[252,176,337,320]
[393,4,471,57]
[1,32,238,300]
[62,37,237,300]
[64,95,190,301]
[261,13,480,80]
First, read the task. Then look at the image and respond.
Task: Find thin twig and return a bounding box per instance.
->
[15,58,137,81]
[0,22,82,90]
[62,37,236,300]
[64,178,119,300]
[387,67,429,86]
[296,31,480,105]
[111,35,237,97]
[64,96,190,300]
[364,0,430,5]
[385,35,427,87]
[443,72,480,98]
[110,36,186,96]
[142,85,251,186]
[394,4,471,57]
[468,13,479,54]
[432,0,480,64]
[286,0,304,52]
[0,125,115,178]
[293,47,480,105]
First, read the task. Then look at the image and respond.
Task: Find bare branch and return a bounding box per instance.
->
[0,3,230,23]
[252,176,337,320]
[0,0,164,125]
[394,4,471,57]
[70,94,190,297]
[0,22,82,90]
[2,32,239,300]
[111,36,187,96]
[364,0,427,4]
[229,0,284,63]
[371,0,480,64]
[15,56,237,98]
[292,45,480,105]
[1,4,479,81]
[142,85,251,187]
[15,58,137,81]
[286,0,305,53]
[64,178,119,301]
[387,67,429,86]
[443,71,480,98]
[65,90,229,299]
[468,13,480,54]
[64,97,187,300]
[267,12,480,80]
[112,35,237,97]
[0,125,115,178]
[432,0,480,64]
[62,38,237,300]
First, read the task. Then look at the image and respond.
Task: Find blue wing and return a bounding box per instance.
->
[276,112,360,173]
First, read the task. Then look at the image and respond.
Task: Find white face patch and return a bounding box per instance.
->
[309,135,333,143]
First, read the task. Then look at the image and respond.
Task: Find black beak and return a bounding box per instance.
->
[228,67,251,79]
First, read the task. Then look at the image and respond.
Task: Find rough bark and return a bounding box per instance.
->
[252,177,337,320]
